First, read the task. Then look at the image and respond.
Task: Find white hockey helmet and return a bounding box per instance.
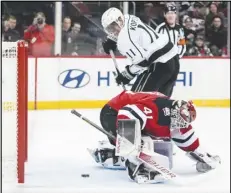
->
[101,7,124,36]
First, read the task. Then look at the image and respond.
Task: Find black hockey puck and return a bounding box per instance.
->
[81,174,90,178]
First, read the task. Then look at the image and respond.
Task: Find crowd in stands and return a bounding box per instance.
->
[2,1,229,57]
[138,1,228,56]
[61,16,103,56]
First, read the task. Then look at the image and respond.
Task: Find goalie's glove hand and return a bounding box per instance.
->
[102,38,117,55]
[115,65,136,85]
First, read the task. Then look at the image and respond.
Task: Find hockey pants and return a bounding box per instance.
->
[131,56,180,97]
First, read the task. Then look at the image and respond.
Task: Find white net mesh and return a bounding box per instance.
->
[2,42,18,183]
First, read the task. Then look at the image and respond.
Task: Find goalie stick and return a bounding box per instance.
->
[71,109,219,185]
[71,109,115,141]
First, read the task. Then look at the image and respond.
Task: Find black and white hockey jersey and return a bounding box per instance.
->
[116,14,178,75]
[155,22,186,58]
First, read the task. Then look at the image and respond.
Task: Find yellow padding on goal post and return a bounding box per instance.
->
[27,99,230,110]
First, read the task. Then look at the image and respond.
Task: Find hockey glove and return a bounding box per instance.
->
[115,65,136,85]
[102,38,117,54]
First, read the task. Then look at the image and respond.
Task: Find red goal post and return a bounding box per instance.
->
[2,41,28,183]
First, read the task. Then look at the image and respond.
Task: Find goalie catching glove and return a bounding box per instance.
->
[187,148,221,173]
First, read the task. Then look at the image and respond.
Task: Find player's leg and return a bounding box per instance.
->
[88,104,125,169]
[100,104,117,144]
[116,119,172,183]
[138,60,175,95]
[87,140,125,170]
[160,81,175,98]
[131,70,149,92]
[168,86,174,98]
[156,57,178,96]
[165,56,180,97]
[135,63,157,92]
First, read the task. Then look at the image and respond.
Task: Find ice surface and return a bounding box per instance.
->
[3,108,230,193]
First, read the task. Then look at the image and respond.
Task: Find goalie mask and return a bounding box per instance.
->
[170,100,196,130]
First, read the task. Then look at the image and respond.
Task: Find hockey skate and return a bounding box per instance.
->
[187,149,221,173]
[87,140,126,170]
[125,159,166,184]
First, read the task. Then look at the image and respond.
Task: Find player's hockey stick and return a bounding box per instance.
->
[71,109,116,141]
[109,50,126,90]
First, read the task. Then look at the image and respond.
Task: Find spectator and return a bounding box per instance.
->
[95,38,105,55]
[188,36,213,56]
[61,16,78,55]
[183,17,197,50]
[139,3,163,29]
[187,2,206,35]
[206,16,227,56]
[140,3,154,26]
[188,2,205,20]
[205,3,225,31]
[7,15,15,29]
[2,15,20,42]
[217,2,228,18]
[62,19,99,55]
[2,19,9,40]
[179,2,191,25]
[73,22,98,55]
[24,12,54,56]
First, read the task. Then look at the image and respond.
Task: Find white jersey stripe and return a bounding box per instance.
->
[172,133,198,148]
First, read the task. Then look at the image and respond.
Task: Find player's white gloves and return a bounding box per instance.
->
[115,65,136,85]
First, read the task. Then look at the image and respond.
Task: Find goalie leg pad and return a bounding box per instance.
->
[124,137,174,184]
[116,119,141,157]
[125,159,166,184]
[142,136,173,169]
[153,140,173,169]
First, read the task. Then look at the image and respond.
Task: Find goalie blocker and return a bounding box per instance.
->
[88,91,220,184]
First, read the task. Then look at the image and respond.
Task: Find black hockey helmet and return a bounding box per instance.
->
[100,104,118,138]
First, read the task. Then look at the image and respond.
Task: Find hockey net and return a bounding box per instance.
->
[2,41,28,183]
